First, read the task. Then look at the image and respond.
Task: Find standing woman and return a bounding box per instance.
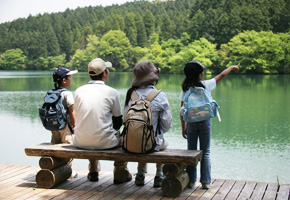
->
[179,60,239,189]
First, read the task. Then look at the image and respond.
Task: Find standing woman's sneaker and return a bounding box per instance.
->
[202,183,211,189]
[153,175,165,187]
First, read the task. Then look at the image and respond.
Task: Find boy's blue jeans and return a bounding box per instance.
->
[186,119,211,184]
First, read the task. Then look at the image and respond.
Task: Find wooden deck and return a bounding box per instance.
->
[0,164,289,200]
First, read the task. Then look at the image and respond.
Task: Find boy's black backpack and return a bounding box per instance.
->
[122,89,161,154]
[39,88,68,131]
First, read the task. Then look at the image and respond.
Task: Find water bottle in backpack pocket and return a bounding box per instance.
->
[39,88,68,131]
[181,87,219,122]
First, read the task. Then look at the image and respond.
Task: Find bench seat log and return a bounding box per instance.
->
[25,143,202,166]
[25,143,202,197]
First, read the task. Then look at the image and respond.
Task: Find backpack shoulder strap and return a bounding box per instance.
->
[131,90,139,101]
[58,88,67,93]
[145,89,161,102]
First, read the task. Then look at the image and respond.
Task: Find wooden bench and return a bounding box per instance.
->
[25,143,202,197]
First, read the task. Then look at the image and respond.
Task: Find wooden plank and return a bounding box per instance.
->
[199,179,225,200]
[0,168,37,197]
[8,169,88,200]
[25,143,202,166]
[187,180,216,200]
[250,182,268,200]
[0,165,37,185]
[26,171,102,200]
[237,181,256,200]
[0,164,289,200]
[122,178,156,200]
[1,176,39,199]
[263,182,278,200]
[225,181,246,200]
[30,171,110,200]
[147,189,164,200]
[0,165,30,180]
[86,177,135,200]
[135,186,161,200]
[174,182,202,200]
[0,167,36,192]
[0,164,14,172]
[99,179,137,199]
[212,179,235,200]
[69,172,118,199]
[26,169,84,200]
[61,172,112,200]
[276,184,290,200]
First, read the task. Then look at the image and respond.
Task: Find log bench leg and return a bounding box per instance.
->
[36,157,72,189]
[161,163,189,197]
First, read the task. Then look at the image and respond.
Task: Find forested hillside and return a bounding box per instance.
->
[0,0,289,73]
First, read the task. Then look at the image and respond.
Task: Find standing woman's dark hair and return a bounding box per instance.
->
[181,61,208,91]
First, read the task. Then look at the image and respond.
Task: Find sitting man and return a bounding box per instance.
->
[73,58,132,183]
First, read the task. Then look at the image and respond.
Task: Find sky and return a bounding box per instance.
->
[0,0,136,24]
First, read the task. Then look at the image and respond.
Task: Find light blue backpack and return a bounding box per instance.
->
[181,87,219,122]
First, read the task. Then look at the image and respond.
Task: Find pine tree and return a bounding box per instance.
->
[59,19,73,61]
[143,10,155,39]
[46,26,60,56]
[125,12,137,46]
[135,13,147,47]
[160,13,173,41]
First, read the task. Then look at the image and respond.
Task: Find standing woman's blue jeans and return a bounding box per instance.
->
[186,119,211,184]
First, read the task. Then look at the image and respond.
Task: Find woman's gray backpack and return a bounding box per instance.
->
[39,88,67,131]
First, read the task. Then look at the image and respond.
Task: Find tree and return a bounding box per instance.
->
[143,10,155,39]
[68,35,100,71]
[125,13,137,46]
[189,10,205,42]
[27,31,47,59]
[135,13,147,47]
[170,38,217,73]
[46,26,60,56]
[0,49,27,70]
[97,30,133,71]
[112,15,125,31]
[59,20,73,61]
[226,31,287,73]
[159,13,173,41]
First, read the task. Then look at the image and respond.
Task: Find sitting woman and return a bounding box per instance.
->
[124,61,172,187]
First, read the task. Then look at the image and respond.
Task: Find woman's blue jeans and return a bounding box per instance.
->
[186,119,211,184]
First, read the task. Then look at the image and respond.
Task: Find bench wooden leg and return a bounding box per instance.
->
[39,156,71,170]
[36,157,72,189]
[161,163,189,197]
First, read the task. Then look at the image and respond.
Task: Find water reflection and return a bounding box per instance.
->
[0,71,289,184]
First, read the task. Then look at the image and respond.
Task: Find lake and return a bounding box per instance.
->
[0,71,289,184]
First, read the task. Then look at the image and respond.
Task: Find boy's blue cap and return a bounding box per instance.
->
[53,67,78,82]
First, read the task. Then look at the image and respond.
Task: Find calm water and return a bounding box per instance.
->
[0,71,289,184]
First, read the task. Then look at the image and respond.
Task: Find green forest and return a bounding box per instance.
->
[0,0,289,74]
